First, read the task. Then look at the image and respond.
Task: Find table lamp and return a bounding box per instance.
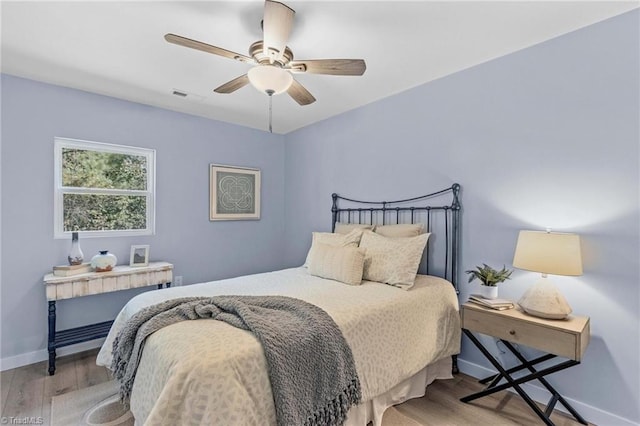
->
[512,230,583,320]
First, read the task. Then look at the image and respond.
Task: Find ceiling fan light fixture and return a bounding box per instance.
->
[248,65,293,95]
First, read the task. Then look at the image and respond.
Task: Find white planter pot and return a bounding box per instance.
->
[480,285,499,299]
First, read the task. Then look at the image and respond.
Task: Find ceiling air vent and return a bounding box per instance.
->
[171,89,206,102]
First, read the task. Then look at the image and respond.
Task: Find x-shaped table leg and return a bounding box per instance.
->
[460,329,588,426]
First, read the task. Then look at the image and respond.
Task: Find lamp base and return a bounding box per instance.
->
[518,278,572,320]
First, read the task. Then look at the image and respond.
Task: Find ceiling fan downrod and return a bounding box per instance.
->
[266,89,275,133]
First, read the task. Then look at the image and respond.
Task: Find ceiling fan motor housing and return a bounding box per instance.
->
[249,41,293,66]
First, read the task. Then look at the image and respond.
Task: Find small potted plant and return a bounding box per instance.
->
[466,264,513,299]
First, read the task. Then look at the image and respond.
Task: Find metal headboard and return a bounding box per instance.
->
[331,183,461,292]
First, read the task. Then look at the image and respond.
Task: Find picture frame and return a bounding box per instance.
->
[129,245,150,267]
[209,164,261,221]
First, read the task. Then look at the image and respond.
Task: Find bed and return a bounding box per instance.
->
[97,184,462,426]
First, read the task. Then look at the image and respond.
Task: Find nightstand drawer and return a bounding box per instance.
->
[461,304,589,361]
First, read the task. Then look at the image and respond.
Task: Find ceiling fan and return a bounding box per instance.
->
[164,0,366,107]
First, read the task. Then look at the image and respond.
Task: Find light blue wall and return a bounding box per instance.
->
[0,75,286,360]
[283,10,639,425]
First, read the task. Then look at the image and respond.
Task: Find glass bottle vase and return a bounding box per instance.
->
[67,232,84,265]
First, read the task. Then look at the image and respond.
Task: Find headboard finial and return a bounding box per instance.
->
[451,183,461,210]
[331,193,338,232]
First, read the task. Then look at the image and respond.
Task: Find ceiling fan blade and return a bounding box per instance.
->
[262,0,295,63]
[165,33,254,64]
[214,74,250,94]
[288,59,366,76]
[287,79,316,106]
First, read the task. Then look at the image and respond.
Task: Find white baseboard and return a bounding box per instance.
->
[0,339,105,372]
[457,358,638,426]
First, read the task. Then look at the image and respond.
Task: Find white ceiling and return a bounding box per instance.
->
[1,1,637,134]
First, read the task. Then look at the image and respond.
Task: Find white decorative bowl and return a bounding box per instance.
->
[91,251,117,272]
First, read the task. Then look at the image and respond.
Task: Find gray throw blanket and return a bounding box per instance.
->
[111,295,361,426]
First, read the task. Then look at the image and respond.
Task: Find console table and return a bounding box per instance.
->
[43,261,173,375]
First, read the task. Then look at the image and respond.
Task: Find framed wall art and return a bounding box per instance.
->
[209,164,261,221]
[129,244,150,267]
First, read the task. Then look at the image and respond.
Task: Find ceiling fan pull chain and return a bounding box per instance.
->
[266,89,275,133]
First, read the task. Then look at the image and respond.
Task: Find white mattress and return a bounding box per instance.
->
[97,267,461,425]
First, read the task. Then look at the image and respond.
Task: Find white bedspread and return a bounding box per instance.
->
[97,267,460,425]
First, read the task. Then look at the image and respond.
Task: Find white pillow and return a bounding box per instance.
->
[374,223,425,238]
[359,231,429,290]
[334,222,374,235]
[303,228,364,267]
[308,243,366,286]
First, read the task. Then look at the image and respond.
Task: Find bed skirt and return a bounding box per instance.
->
[345,356,453,426]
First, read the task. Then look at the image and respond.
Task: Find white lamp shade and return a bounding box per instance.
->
[513,230,583,276]
[247,65,293,95]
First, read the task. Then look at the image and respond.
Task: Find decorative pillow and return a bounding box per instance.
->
[359,231,430,289]
[303,228,364,267]
[374,223,425,238]
[334,222,374,235]
[308,243,366,286]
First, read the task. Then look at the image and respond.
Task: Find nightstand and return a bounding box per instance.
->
[43,261,173,375]
[460,302,590,426]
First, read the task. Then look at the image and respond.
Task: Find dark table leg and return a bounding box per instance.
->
[501,341,588,425]
[452,354,459,374]
[479,353,556,384]
[461,329,554,426]
[461,329,589,426]
[47,301,56,376]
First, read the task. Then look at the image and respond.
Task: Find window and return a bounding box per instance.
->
[54,137,155,238]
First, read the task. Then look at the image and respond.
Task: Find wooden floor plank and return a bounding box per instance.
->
[75,349,110,389]
[0,368,16,414]
[42,353,79,426]
[1,361,46,421]
[398,377,523,426]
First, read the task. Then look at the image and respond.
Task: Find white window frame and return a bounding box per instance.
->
[54,137,156,239]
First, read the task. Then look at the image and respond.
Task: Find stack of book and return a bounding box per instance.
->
[467,294,514,310]
[52,263,92,277]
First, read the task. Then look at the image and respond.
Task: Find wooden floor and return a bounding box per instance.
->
[1,349,110,426]
[1,349,592,426]
[395,374,593,426]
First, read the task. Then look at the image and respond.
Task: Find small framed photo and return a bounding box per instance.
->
[129,245,150,267]
[210,164,261,221]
